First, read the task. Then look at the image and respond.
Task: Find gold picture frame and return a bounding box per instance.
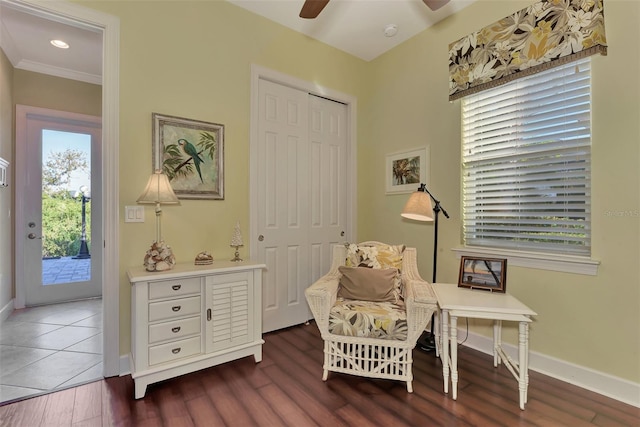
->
[152,113,224,200]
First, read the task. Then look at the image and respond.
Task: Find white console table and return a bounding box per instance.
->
[128,261,265,398]
[432,283,537,410]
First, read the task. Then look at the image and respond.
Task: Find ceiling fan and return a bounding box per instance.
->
[300,0,451,19]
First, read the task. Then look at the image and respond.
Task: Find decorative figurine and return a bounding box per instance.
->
[143,241,176,272]
[230,221,244,262]
[194,251,213,265]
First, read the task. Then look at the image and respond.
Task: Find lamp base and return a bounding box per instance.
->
[417,330,437,353]
[143,240,176,272]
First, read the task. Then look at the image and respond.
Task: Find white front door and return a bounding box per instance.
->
[15,105,102,306]
[255,79,348,332]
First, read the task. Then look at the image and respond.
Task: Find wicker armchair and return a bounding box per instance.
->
[305,241,437,392]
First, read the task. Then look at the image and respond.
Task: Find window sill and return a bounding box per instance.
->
[451,247,600,276]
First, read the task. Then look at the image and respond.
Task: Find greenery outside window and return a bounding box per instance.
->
[461,58,592,258]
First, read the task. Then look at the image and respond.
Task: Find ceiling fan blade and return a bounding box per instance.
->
[300,0,330,19]
[423,0,450,11]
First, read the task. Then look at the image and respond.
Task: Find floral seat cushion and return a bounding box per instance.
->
[328,298,408,341]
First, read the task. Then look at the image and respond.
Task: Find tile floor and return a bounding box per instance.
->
[0,298,103,404]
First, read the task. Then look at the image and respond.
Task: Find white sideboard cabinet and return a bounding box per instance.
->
[127,261,266,398]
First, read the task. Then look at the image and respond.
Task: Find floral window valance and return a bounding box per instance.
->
[448,0,607,101]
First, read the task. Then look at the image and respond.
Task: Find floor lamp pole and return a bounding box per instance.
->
[418,192,449,353]
[432,202,440,283]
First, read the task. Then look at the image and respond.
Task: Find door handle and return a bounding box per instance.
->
[27,233,42,240]
[258,235,264,241]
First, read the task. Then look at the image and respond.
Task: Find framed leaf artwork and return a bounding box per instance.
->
[385,147,429,194]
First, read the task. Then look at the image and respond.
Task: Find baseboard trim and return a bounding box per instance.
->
[0,299,14,323]
[458,329,640,408]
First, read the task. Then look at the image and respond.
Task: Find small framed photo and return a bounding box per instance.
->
[458,256,507,292]
[385,147,429,194]
[152,113,224,200]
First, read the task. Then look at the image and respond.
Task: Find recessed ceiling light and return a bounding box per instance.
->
[383,24,398,38]
[50,39,69,49]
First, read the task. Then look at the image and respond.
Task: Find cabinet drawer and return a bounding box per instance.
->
[148,336,201,366]
[148,315,201,344]
[149,296,201,322]
[149,277,201,300]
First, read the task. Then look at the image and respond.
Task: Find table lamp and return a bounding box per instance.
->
[137,170,180,271]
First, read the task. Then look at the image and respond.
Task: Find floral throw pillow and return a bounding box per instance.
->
[343,243,405,301]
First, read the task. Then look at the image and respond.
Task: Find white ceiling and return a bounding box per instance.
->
[0,2,103,84]
[0,0,475,85]
[229,0,476,61]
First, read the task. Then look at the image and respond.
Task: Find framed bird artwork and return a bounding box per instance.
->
[152,113,224,200]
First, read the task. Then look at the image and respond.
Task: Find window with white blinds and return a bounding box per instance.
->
[462,58,591,256]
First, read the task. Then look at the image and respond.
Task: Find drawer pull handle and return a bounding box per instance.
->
[207,308,212,321]
[172,305,181,312]
[171,326,181,333]
[172,347,181,354]
[172,284,181,291]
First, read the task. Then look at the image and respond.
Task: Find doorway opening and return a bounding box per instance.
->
[0,0,121,403]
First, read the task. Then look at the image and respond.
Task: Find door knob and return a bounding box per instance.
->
[27,233,42,240]
[258,235,264,241]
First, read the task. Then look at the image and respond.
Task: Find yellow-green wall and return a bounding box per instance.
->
[83,0,369,355]
[13,70,101,116]
[79,0,638,386]
[361,0,640,384]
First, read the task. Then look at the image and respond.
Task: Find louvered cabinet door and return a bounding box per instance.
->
[204,271,255,353]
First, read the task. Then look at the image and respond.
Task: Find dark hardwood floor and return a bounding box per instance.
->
[1,322,638,426]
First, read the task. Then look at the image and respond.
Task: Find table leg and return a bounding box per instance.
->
[524,322,530,405]
[518,321,528,410]
[441,309,450,394]
[493,320,502,367]
[451,315,458,400]
[434,308,441,358]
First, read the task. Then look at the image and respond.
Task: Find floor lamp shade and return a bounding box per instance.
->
[401,188,434,222]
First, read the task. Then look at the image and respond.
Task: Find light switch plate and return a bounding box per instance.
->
[125,206,145,223]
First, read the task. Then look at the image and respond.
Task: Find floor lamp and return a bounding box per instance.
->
[401,183,449,352]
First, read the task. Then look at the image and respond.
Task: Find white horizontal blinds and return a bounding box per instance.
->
[462,58,591,255]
